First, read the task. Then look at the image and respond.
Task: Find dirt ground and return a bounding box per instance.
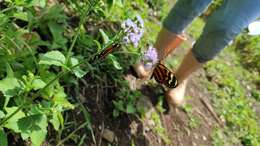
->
[72,40,223,146]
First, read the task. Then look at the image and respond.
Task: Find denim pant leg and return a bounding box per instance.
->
[192,0,260,63]
[163,0,212,34]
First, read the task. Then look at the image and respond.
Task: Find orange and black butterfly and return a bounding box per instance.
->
[90,44,120,63]
[151,63,178,88]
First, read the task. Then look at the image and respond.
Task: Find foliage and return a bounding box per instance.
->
[204,47,260,146]
[0,0,169,145]
[0,0,259,145]
[234,34,260,73]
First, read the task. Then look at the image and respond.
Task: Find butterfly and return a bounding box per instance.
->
[90,44,120,63]
[151,63,178,88]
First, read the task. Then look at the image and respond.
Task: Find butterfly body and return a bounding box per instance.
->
[90,44,120,63]
[152,63,178,88]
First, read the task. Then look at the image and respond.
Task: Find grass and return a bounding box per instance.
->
[186,16,260,145]
[0,0,259,145]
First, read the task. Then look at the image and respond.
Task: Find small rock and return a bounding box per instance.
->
[130,121,138,135]
[202,136,207,141]
[147,120,155,127]
[157,138,161,143]
[144,126,150,132]
[192,142,197,146]
[102,129,115,143]
[194,133,199,139]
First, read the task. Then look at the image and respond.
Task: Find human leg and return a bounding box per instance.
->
[134,0,212,78]
[167,0,260,107]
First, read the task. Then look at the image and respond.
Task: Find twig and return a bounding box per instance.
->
[199,97,223,127]
[98,121,104,146]
[194,108,211,126]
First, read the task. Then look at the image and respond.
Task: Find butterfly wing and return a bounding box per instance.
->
[90,44,120,63]
[152,63,178,88]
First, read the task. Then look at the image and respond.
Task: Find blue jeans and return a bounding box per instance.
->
[163,0,260,63]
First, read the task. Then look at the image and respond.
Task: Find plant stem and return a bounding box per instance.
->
[65,0,99,65]
[74,85,96,144]
[56,122,88,146]
[0,104,24,126]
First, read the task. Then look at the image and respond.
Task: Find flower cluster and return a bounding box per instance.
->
[121,15,144,47]
[142,46,158,69]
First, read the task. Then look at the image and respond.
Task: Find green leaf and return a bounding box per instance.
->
[0,78,24,107]
[30,115,47,146]
[39,51,66,67]
[126,104,136,114]
[4,107,26,133]
[50,112,60,131]
[99,29,110,44]
[0,77,24,98]
[53,87,74,109]
[32,79,46,90]
[0,128,8,146]
[48,22,67,49]
[0,110,5,119]
[17,114,47,146]
[14,0,46,7]
[18,114,43,133]
[30,129,47,146]
[107,0,114,9]
[70,57,86,78]
[113,100,124,111]
[113,110,119,117]
[13,12,28,21]
[5,63,14,78]
[108,55,122,70]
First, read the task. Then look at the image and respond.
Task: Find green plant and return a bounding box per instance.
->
[204,46,260,145]
[151,112,171,144]
[182,103,201,129]
[112,85,142,117]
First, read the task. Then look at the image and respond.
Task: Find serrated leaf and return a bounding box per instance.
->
[30,129,47,146]
[4,107,26,133]
[0,78,24,107]
[30,114,47,146]
[50,112,60,131]
[99,29,110,44]
[70,57,86,78]
[53,87,74,109]
[0,77,24,98]
[108,55,122,70]
[48,21,67,49]
[39,51,66,67]
[126,104,136,114]
[0,128,8,146]
[18,114,42,133]
[32,79,46,90]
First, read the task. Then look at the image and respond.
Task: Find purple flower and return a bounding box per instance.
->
[121,15,144,47]
[142,46,158,69]
[136,15,144,28]
[122,36,130,44]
